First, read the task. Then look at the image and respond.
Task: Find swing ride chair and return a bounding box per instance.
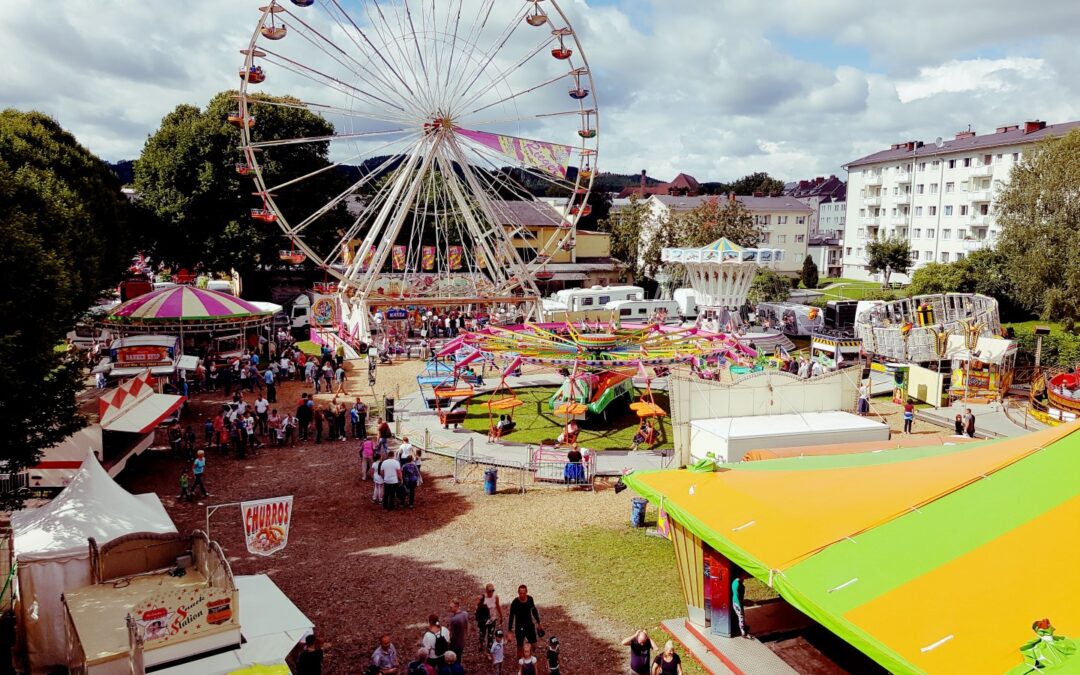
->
[233,0,600,346]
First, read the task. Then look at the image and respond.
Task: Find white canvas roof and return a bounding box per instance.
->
[690,411,886,441]
[99,370,185,434]
[13,450,175,562]
[945,335,1017,364]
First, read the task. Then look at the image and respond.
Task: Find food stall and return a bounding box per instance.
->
[946,335,1017,402]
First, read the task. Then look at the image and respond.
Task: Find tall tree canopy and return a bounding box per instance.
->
[0,110,136,503]
[996,130,1080,324]
[865,236,911,288]
[135,91,350,274]
[672,197,764,249]
[605,195,650,280]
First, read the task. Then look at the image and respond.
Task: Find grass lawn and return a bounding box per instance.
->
[461,386,673,452]
[816,277,874,288]
[540,523,778,674]
[295,340,323,357]
[1003,319,1067,336]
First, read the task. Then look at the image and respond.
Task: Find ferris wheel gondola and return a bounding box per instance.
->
[235,0,598,336]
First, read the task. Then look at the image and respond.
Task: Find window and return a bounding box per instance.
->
[582,297,594,306]
[754,215,771,226]
[983,154,992,166]
[940,252,950,262]
[930,183,939,194]
[891,208,897,216]
[777,215,788,224]
[932,160,940,167]
[796,216,807,225]
[795,234,805,243]
[598,295,610,305]
[996,153,1003,161]
[926,228,935,238]
[963,157,972,167]
[846,247,852,255]
[956,252,965,260]
[926,250,933,261]
[856,248,863,256]
[893,186,898,195]
[619,308,632,317]
[858,208,866,217]
[1012,152,1020,162]
[761,233,770,244]
[944,205,953,216]
[948,159,957,169]
[638,308,647,315]
[960,205,969,216]
[916,184,925,194]
[915,206,923,216]
[928,206,937,216]
[942,229,951,239]
[945,182,955,193]
[777,234,787,243]
[918,162,927,171]
[958,228,966,239]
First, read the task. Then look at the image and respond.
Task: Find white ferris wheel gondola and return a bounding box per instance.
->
[235,0,599,340]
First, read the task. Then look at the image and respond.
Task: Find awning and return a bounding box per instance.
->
[109,364,176,378]
[177,355,200,372]
[551,272,588,281]
[99,371,185,434]
[945,335,1016,364]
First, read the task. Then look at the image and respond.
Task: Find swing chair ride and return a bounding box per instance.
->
[234,0,600,343]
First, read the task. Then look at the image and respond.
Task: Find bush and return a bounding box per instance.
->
[1012,328,1080,368]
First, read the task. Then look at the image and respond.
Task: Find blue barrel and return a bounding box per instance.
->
[484,468,498,495]
[630,497,648,528]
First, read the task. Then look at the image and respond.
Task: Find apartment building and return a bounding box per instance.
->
[784,175,847,235]
[841,119,1080,282]
[644,194,813,276]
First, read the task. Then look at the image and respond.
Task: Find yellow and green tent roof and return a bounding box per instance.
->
[623,423,1080,674]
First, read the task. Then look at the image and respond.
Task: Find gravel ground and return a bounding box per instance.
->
[120,358,636,674]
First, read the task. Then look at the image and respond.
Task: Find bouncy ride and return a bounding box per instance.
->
[235,0,600,344]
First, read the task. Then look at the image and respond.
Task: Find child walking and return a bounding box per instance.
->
[489,629,506,675]
[178,471,192,502]
[371,457,384,504]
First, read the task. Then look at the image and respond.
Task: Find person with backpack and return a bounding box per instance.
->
[406,648,434,675]
[476,584,503,652]
[402,456,421,508]
[422,615,451,669]
[372,456,385,504]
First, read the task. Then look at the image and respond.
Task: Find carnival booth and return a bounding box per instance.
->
[687,411,889,464]
[809,333,862,369]
[13,452,177,674]
[945,335,1016,402]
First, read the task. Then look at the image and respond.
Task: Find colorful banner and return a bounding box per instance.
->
[311,297,337,327]
[448,245,463,270]
[422,245,436,271]
[392,245,407,271]
[116,345,173,367]
[456,128,573,178]
[361,245,376,271]
[133,586,235,643]
[241,496,293,556]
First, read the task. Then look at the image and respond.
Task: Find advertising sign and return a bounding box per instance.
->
[422,245,435,271]
[116,345,172,366]
[241,496,293,556]
[386,308,408,321]
[132,586,235,643]
[456,128,573,178]
[392,245,407,271]
[448,246,463,270]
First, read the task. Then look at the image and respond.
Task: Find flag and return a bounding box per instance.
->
[361,245,375,271]
[456,128,573,178]
[392,245,407,271]
[422,245,435,271]
[448,246,463,270]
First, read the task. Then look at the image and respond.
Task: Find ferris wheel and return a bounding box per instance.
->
[235,0,598,321]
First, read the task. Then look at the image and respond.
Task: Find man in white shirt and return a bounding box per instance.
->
[380,450,403,511]
[254,396,269,435]
[397,437,414,461]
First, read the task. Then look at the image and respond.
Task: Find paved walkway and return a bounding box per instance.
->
[397,373,671,475]
[915,400,1043,438]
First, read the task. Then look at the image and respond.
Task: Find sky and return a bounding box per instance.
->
[2,0,1079,183]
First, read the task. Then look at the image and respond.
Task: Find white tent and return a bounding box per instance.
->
[12,451,176,674]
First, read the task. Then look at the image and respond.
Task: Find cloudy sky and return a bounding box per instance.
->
[2,0,1078,183]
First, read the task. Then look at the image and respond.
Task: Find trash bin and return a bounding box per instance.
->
[384,396,395,423]
[630,497,647,528]
[484,468,498,495]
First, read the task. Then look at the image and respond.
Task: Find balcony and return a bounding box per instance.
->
[895,171,912,183]
[968,214,991,226]
[960,238,989,252]
[890,215,908,226]
[895,193,911,205]
[864,174,883,186]
[862,216,881,227]
[864,195,881,206]
[969,164,994,178]
[967,190,992,203]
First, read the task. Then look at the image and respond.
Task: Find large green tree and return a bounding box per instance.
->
[865,236,911,288]
[907,249,1020,319]
[135,91,350,273]
[800,254,819,289]
[996,130,1080,323]
[748,268,791,304]
[672,197,765,249]
[0,110,136,504]
[606,195,649,280]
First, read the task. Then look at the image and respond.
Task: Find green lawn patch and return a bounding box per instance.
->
[460,386,673,451]
[540,523,778,674]
[295,340,322,357]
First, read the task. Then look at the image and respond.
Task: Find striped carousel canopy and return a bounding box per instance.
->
[699,237,744,253]
[108,286,270,322]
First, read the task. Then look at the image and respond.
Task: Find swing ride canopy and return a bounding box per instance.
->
[624,422,1080,674]
[105,286,273,331]
[462,322,752,368]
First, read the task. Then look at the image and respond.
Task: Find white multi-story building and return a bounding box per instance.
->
[818,198,846,236]
[841,119,1080,282]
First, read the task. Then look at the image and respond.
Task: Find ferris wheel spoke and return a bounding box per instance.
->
[263,132,422,194]
[453,34,557,115]
[465,71,574,118]
[277,8,418,114]
[446,3,531,105]
[365,0,432,112]
[328,0,420,104]
[248,127,414,150]
[458,108,587,128]
[446,0,497,97]
[244,95,414,127]
[259,47,409,115]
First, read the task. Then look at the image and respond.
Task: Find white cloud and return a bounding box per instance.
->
[1,0,1078,185]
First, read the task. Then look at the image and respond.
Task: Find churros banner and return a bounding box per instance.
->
[392,245,407,271]
[241,496,293,556]
[456,128,573,178]
[422,245,436,271]
[448,245,463,270]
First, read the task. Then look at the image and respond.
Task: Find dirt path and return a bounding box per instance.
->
[121,366,637,673]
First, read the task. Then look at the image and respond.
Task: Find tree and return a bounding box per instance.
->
[800,255,819,289]
[605,195,651,280]
[672,197,765,249]
[0,110,137,506]
[907,261,967,296]
[747,269,791,304]
[996,130,1080,324]
[728,171,786,196]
[135,91,351,274]
[865,236,911,288]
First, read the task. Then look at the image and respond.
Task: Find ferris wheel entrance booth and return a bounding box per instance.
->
[661,239,784,329]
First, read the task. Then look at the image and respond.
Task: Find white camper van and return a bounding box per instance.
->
[551,285,645,312]
[607,299,681,322]
[673,288,699,319]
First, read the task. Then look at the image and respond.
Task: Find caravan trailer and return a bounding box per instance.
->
[607,300,681,323]
[551,285,645,312]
